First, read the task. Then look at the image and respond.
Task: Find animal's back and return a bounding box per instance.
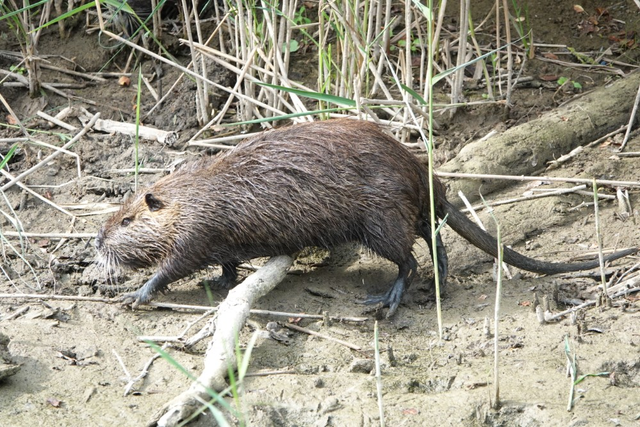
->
[166,119,436,265]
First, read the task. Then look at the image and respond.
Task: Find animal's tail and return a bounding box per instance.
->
[441,199,637,274]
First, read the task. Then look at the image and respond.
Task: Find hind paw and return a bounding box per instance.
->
[361,284,404,318]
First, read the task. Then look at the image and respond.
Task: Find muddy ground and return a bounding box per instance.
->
[1,1,640,426]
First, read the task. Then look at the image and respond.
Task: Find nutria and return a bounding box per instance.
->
[95,119,637,315]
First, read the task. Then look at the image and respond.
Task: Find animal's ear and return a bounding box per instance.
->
[145,193,164,212]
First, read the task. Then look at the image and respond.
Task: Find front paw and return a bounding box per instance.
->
[121,289,151,309]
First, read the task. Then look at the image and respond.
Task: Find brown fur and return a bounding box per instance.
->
[95,119,636,314]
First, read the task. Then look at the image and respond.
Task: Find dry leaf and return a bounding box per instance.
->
[573,4,584,13]
[118,76,131,87]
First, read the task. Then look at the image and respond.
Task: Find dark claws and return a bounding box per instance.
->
[360,278,405,318]
[120,290,148,309]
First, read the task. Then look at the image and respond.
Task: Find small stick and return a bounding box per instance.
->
[244,369,296,377]
[0,92,29,137]
[586,125,627,148]
[0,170,76,218]
[36,111,77,131]
[536,56,625,75]
[0,293,113,303]
[546,146,583,170]
[1,113,100,192]
[620,82,640,151]
[39,63,107,82]
[1,232,95,239]
[374,321,385,426]
[438,172,640,188]
[29,138,81,178]
[0,138,28,144]
[0,293,368,322]
[112,349,132,388]
[458,191,511,279]
[461,185,588,213]
[592,180,608,298]
[283,322,361,351]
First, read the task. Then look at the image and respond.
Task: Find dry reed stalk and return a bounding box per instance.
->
[449,0,470,113]
[501,0,513,113]
[401,0,413,132]
[371,0,392,97]
[467,14,494,99]
[179,0,208,125]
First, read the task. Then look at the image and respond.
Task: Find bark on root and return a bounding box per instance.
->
[439,72,640,205]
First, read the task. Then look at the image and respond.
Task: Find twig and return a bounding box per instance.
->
[461,185,588,213]
[244,369,296,377]
[374,321,385,426]
[586,125,627,148]
[0,92,29,137]
[75,106,177,145]
[0,293,368,322]
[283,322,361,351]
[0,293,114,303]
[536,56,625,75]
[458,191,511,278]
[0,170,76,218]
[112,349,132,390]
[36,111,77,131]
[619,82,640,151]
[1,113,100,192]
[438,171,640,188]
[1,232,95,239]
[124,343,169,396]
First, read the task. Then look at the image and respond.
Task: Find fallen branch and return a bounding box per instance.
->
[75,107,178,145]
[438,71,640,204]
[153,255,293,427]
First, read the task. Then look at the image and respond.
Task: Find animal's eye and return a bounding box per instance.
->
[121,217,132,227]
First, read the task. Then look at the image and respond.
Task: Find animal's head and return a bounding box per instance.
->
[95,192,179,272]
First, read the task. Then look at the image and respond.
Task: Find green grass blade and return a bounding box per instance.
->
[30,1,97,32]
[0,144,18,169]
[0,0,50,22]
[400,83,427,105]
[255,82,356,107]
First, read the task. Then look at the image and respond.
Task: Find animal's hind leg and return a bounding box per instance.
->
[422,221,449,290]
[362,255,418,317]
[209,261,240,289]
